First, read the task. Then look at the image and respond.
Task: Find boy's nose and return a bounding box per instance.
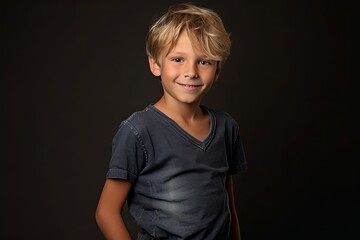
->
[184,63,199,79]
[185,72,199,79]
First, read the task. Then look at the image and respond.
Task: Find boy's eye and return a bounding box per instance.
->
[199,60,212,65]
[171,58,183,62]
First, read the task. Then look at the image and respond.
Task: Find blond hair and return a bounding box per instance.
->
[146,2,231,68]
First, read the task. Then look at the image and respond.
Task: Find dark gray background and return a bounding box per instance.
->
[2,0,356,239]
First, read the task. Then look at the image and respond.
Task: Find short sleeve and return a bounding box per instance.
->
[106,121,148,183]
[227,126,247,175]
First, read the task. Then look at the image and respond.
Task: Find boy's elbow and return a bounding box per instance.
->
[95,207,101,226]
[95,205,106,227]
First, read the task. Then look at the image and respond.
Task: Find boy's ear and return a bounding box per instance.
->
[215,64,221,81]
[148,57,161,77]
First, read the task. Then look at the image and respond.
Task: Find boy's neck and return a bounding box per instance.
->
[154,96,211,142]
[154,96,206,123]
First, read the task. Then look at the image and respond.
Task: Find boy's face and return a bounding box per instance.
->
[149,30,219,106]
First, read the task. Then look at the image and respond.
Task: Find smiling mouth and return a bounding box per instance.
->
[177,83,203,88]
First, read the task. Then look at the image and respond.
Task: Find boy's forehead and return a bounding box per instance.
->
[162,32,210,58]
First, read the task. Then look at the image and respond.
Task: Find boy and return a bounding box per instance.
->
[96,2,247,239]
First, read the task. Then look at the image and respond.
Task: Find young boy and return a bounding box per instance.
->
[96,2,247,239]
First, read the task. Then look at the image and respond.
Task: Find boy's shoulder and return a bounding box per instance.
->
[121,104,155,127]
[203,105,239,125]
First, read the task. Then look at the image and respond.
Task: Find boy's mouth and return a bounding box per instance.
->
[177,82,203,91]
[177,83,203,87]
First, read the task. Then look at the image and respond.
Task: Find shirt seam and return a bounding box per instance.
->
[122,119,149,164]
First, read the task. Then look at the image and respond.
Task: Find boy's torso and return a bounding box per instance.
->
[119,105,242,239]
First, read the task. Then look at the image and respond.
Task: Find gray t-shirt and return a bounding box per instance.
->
[106,104,247,239]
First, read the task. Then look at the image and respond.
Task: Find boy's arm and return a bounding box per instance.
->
[226,176,241,240]
[96,179,133,240]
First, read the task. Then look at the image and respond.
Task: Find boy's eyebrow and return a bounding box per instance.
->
[168,51,187,55]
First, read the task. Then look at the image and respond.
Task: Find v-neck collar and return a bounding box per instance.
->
[148,104,216,151]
